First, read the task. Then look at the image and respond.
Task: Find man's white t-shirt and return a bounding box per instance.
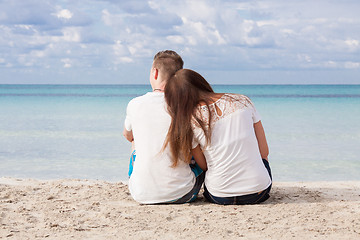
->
[124,92,195,204]
[192,94,271,197]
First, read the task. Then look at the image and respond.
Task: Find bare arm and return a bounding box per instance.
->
[191,145,207,171]
[123,128,134,142]
[254,121,269,161]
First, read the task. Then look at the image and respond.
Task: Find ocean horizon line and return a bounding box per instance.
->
[1,83,360,86]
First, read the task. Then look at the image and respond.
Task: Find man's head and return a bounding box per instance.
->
[150,50,183,89]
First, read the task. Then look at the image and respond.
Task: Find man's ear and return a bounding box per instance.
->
[153,68,159,80]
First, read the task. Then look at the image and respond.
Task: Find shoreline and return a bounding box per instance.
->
[1,178,360,239]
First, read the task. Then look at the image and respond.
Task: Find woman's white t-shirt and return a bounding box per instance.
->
[192,94,271,197]
[124,92,195,204]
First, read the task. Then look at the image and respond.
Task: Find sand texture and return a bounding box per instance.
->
[1,178,359,239]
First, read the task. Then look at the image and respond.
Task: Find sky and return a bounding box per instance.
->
[0,0,359,84]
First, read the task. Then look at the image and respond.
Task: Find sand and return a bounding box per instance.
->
[1,178,359,240]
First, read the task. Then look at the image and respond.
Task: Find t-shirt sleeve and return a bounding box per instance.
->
[249,99,261,123]
[191,112,203,149]
[192,136,199,149]
[124,102,132,131]
[191,122,200,149]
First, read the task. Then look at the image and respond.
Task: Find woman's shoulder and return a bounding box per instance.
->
[223,93,249,100]
[219,93,253,106]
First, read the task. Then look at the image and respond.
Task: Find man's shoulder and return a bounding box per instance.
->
[128,92,151,104]
[127,92,163,107]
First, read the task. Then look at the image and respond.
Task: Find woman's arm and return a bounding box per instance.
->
[191,145,207,171]
[254,121,269,160]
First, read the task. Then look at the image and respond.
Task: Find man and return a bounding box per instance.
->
[123,50,204,204]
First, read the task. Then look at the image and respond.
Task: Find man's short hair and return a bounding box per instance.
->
[153,50,184,81]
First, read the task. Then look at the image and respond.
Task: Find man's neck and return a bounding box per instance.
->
[152,80,165,92]
[153,88,164,92]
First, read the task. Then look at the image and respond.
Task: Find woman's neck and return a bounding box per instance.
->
[199,93,224,106]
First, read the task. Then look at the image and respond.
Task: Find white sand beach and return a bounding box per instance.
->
[1,178,359,239]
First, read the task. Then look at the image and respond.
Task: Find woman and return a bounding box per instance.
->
[164,69,272,205]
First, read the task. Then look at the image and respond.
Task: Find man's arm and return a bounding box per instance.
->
[123,128,134,142]
[254,121,269,160]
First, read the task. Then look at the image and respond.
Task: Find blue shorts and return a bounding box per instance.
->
[128,151,205,204]
[128,150,136,178]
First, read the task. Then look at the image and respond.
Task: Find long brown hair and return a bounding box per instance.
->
[164,69,214,167]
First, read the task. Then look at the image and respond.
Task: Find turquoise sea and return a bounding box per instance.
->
[1,84,359,182]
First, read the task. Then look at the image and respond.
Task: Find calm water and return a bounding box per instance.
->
[1,84,359,182]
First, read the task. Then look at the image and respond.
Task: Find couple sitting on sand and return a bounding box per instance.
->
[123,50,272,205]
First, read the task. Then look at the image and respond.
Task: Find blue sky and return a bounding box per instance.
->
[0,0,359,84]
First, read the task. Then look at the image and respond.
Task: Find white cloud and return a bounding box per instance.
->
[112,40,133,64]
[298,54,312,63]
[344,61,360,69]
[176,17,226,46]
[113,40,129,56]
[31,50,46,58]
[101,9,122,26]
[119,57,133,63]
[166,35,185,44]
[345,39,359,51]
[54,9,73,20]
[324,61,338,68]
[1,0,360,84]
[61,27,81,42]
[18,54,35,67]
[61,58,72,68]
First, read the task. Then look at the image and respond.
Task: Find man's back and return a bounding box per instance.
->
[124,92,195,204]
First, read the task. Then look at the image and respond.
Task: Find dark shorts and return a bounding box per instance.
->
[128,152,205,204]
[203,159,272,205]
[164,169,205,204]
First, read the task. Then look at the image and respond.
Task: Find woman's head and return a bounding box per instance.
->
[170,69,213,92]
[164,69,214,166]
[165,69,213,113]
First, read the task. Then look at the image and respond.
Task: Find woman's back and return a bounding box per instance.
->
[192,94,272,197]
